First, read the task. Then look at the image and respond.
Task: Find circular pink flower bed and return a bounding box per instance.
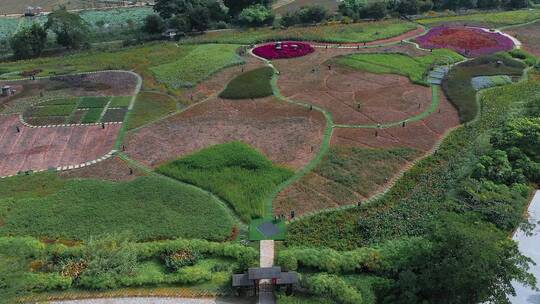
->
[415,26,515,57]
[253,41,314,60]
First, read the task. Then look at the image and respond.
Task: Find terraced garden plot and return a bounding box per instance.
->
[124,97,326,170]
[0,114,120,177]
[125,92,177,131]
[59,156,145,182]
[77,96,110,108]
[157,142,293,221]
[276,56,433,126]
[273,88,459,217]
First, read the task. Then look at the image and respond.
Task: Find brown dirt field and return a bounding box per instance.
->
[59,156,145,182]
[124,97,326,170]
[274,45,433,125]
[181,55,265,105]
[0,114,120,177]
[506,22,540,57]
[273,88,460,217]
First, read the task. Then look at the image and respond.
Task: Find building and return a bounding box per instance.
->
[232,266,298,294]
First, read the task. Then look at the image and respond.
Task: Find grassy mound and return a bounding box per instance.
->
[443,54,525,122]
[157,141,294,221]
[335,49,463,85]
[219,67,274,99]
[0,173,235,241]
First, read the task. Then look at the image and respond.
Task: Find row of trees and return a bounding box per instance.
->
[10,8,89,59]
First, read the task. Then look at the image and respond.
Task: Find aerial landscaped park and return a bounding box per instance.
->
[0,0,540,303]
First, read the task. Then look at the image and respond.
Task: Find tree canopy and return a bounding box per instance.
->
[45,7,89,49]
[9,24,47,60]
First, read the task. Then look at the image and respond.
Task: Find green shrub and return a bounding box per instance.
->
[22,272,72,291]
[219,67,274,99]
[157,141,294,221]
[303,273,363,304]
[162,249,203,272]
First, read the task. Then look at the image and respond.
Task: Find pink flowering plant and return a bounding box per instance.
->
[415,26,515,57]
[253,41,315,60]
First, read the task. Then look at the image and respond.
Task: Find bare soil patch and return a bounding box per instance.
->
[506,22,540,57]
[275,45,433,125]
[124,97,326,170]
[59,156,145,182]
[0,114,120,177]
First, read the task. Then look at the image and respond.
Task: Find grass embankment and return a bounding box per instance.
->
[335,49,463,85]
[184,19,417,44]
[157,142,294,222]
[150,44,244,89]
[126,92,177,130]
[416,8,540,27]
[443,54,526,122]
[286,73,540,250]
[220,67,274,99]
[0,173,236,241]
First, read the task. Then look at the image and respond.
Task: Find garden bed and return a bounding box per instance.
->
[414,26,515,57]
[253,41,314,60]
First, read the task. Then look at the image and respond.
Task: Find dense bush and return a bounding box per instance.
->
[303,274,364,304]
[280,5,329,27]
[162,249,203,271]
[9,24,47,60]
[238,4,275,27]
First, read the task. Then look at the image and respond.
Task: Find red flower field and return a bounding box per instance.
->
[253,41,314,60]
[415,26,515,57]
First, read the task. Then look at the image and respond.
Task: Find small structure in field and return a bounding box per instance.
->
[1,85,14,97]
[24,6,43,17]
[232,266,298,294]
[162,29,178,40]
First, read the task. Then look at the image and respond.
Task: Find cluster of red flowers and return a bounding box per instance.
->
[415,26,514,57]
[253,41,315,60]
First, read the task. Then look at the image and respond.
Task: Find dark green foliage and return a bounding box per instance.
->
[443,54,525,123]
[223,0,271,16]
[0,175,235,242]
[280,5,329,27]
[157,141,293,221]
[302,273,363,304]
[153,0,227,32]
[219,67,274,99]
[143,14,166,34]
[9,24,47,60]
[238,4,274,27]
[45,7,90,49]
[162,248,203,271]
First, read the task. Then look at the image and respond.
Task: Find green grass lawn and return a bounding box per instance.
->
[77,96,110,108]
[0,173,236,242]
[219,67,274,99]
[416,9,540,27]
[126,92,177,131]
[109,96,132,108]
[335,49,463,85]
[81,107,104,123]
[157,142,294,222]
[184,19,417,44]
[150,44,244,89]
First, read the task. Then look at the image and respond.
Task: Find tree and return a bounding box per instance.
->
[45,8,89,49]
[238,4,274,27]
[189,5,211,32]
[492,117,540,162]
[280,11,300,27]
[505,0,529,8]
[339,0,368,21]
[381,215,536,304]
[362,2,388,20]
[297,5,328,24]
[143,14,166,34]
[9,23,47,59]
[397,0,419,15]
[223,0,271,16]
